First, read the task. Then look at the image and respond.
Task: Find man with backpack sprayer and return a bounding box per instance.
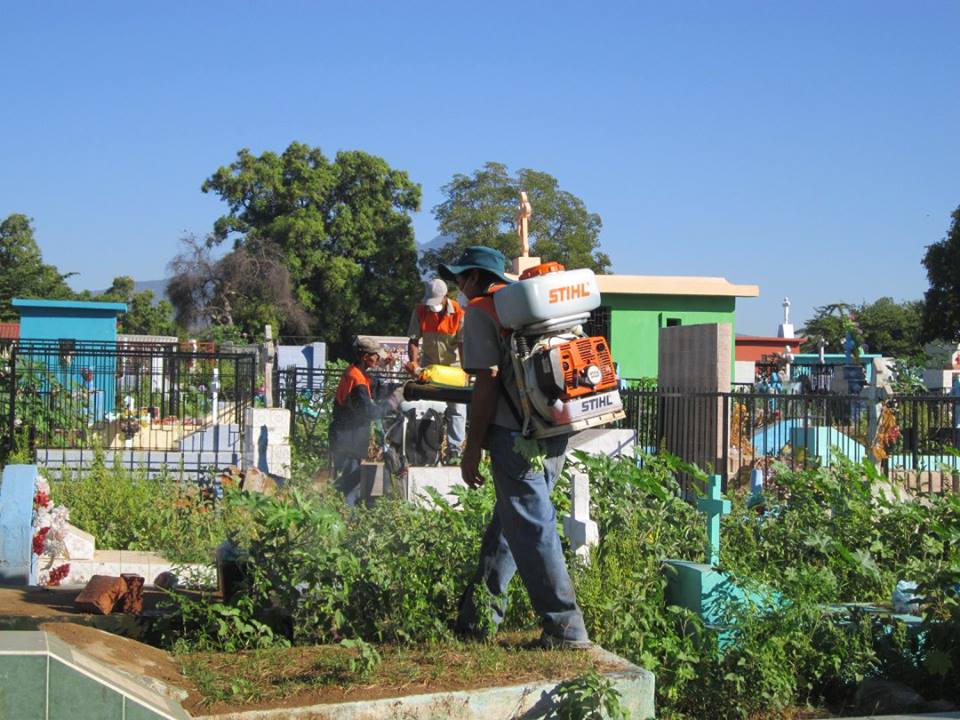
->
[438,246,592,649]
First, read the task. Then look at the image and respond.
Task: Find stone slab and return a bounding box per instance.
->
[243,407,292,479]
[663,560,780,627]
[567,428,637,459]
[658,323,732,487]
[0,630,189,720]
[53,522,95,561]
[191,645,654,720]
[735,360,756,385]
[658,323,732,393]
[40,551,214,587]
[404,466,466,505]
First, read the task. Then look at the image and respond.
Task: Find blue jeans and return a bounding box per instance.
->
[456,425,588,641]
[445,402,466,455]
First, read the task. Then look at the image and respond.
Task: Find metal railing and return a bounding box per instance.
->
[274,366,407,463]
[265,368,960,495]
[618,385,960,495]
[5,340,257,476]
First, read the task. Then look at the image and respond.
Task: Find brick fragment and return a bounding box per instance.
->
[119,573,145,614]
[74,575,127,615]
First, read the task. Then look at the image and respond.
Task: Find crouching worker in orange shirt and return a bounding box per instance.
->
[330,336,400,505]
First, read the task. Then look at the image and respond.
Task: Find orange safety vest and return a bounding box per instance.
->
[416,299,464,336]
[335,364,372,407]
[467,283,509,336]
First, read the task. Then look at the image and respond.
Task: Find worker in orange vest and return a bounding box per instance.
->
[331,336,398,505]
[405,278,466,463]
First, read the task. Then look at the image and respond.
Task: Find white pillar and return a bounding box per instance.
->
[242,407,292,480]
[562,471,599,562]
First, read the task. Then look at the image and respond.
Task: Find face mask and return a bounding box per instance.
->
[426,303,443,312]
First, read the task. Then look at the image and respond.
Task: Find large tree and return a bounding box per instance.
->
[92,275,178,337]
[922,206,960,342]
[200,142,422,355]
[800,298,924,359]
[167,234,308,339]
[0,214,74,321]
[423,162,610,275]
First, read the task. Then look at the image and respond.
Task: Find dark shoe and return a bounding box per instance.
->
[537,631,594,650]
[452,622,491,643]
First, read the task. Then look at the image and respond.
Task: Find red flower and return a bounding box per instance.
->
[33,490,50,510]
[32,527,50,555]
[47,564,70,587]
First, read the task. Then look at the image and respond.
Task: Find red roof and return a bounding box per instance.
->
[0,322,20,340]
[735,335,806,362]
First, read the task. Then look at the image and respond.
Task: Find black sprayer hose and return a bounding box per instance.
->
[402,382,474,404]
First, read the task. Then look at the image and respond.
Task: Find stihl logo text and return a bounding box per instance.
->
[580,395,613,412]
[548,283,591,304]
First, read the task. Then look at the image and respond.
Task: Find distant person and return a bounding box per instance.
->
[405,278,466,463]
[330,336,398,505]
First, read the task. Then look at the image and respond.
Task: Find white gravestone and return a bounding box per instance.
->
[242,407,292,480]
[562,471,599,562]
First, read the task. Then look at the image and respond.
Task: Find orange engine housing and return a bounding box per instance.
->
[556,337,619,399]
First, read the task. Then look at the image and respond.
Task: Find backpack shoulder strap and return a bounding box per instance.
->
[467,284,523,427]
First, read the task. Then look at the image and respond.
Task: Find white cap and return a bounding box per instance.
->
[423,278,448,306]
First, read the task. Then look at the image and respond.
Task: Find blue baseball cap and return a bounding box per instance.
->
[438,246,512,284]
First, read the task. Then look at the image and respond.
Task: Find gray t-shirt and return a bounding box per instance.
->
[462,305,521,431]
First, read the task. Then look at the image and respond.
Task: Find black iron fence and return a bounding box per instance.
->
[274,366,407,464]
[4,340,257,476]
[269,368,960,495]
[15,342,954,495]
[619,386,960,495]
[0,343,12,460]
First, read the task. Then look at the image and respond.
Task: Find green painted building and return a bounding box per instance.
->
[588,275,760,379]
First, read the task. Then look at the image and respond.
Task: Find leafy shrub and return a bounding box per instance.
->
[160,591,283,652]
[723,456,960,605]
[155,448,960,718]
[225,476,534,646]
[548,668,628,720]
[49,454,254,564]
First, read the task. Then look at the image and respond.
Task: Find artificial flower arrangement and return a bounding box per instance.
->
[32,477,70,586]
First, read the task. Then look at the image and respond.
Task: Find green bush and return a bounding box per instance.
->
[49,455,254,564]
[149,448,960,718]
[227,477,534,646]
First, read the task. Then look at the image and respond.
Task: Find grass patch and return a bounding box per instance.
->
[177,631,613,713]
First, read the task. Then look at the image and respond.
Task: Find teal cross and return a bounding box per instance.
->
[697,474,731,566]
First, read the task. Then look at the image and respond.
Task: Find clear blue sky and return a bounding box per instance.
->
[2,2,958,335]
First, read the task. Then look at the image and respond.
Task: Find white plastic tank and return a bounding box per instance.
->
[494,266,600,329]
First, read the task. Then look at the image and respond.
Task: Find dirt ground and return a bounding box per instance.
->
[175,633,621,716]
[2,589,618,716]
[0,586,167,617]
[35,622,616,717]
